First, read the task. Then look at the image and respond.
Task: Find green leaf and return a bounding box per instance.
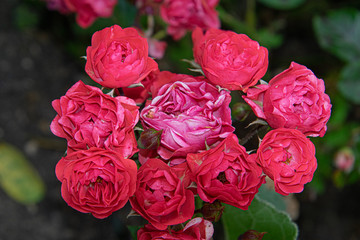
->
[338,61,360,104]
[256,184,286,212]
[257,0,306,10]
[116,0,137,28]
[14,5,39,30]
[0,142,45,204]
[313,8,360,62]
[222,197,298,240]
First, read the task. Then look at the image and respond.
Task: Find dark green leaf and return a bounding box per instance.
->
[338,61,360,104]
[222,197,298,240]
[313,8,360,62]
[258,0,306,10]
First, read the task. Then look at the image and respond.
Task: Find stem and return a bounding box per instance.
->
[246,0,256,32]
[240,125,268,146]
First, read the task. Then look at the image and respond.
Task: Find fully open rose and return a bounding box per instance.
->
[187,134,265,210]
[254,128,317,195]
[192,27,268,91]
[50,80,139,158]
[160,0,220,40]
[140,78,234,163]
[137,217,214,240]
[85,25,158,88]
[129,158,195,230]
[243,62,332,137]
[55,147,138,219]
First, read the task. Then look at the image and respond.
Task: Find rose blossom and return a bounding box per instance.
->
[187,134,265,210]
[243,62,332,137]
[137,217,214,240]
[64,0,117,28]
[160,0,220,40]
[140,77,234,163]
[85,25,158,89]
[129,158,195,230]
[55,147,138,219]
[255,128,317,195]
[192,27,269,92]
[50,80,139,158]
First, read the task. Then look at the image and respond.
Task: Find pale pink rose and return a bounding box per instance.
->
[140,78,234,163]
[243,62,332,137]
[334,148,355,173]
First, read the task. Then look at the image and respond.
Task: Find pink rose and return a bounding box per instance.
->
[50,81,139,158]
[148,37,167,59]
[187,134,265,210]
[137,217,214,240]
[255,128,317,195]
[85,25,158,89]
[243,62,332,137]
[129,158,195,230]
[55,147,138,219]
[64,0,117,28]
[334,147,355,173]
[140,77,234,162]
[192,27,269,91]
[160,0,220,40]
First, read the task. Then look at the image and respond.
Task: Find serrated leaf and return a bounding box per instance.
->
[258,0,306,10]
[222,197,298,240]
[313,8,360,62]
[0,142,45,205]
[338,61,360,104]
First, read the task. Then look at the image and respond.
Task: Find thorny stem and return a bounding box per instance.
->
[240,125,269,146]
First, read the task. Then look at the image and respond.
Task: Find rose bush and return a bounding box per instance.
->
[187,134,265,210]
[254,128,317,196]
[85,25,158,89]
[192,27,268,91]
[160,0,220,40]
[129,158,195,230]
[55,147,138,219]
[140,77,234,164]
[243,62,332,137]
[137,217,214,240]
[50,80,139,158]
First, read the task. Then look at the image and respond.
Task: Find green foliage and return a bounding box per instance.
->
[14,4,39,30]
[222,197,298,240]
[257,0,306,10]
[0,142,45,205]
[313,8,360,63]
[338,61,360,104]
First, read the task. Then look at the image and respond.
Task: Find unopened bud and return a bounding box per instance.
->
[138,128,163,150]
[200,200,224,222]
[238,230,266,240]
[334,147,355,173]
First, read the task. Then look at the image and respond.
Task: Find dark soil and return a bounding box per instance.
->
[1,1,360,240]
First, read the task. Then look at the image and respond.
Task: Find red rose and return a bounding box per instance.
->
[129,158,195,230]
[243,62,332,137]
[55,147,137,219]
[192,27,268,91]
[85,25,158,89]
[140,77,234,163]
[50,81,139,158]
[255,128,317,195]
[64,0,117,28]
[137,217,214,240]
[160,0,220,40]
[187,134,265,210]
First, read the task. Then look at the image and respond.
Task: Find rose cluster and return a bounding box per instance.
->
[51,24,331,238]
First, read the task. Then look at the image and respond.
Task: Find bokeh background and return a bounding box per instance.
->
[1,0,360,239]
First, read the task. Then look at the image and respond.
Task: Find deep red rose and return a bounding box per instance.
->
[255,128,317,195]
[55,147,137,219]
[130,158,195,230]
[137,217,214,240]
[192,27,268,91]
[140,77,234,163]
[50,81,139,158]
[187,134,265,210]
[160,0,220,40]
[85,25,158,89]
[64,0,117,28]
[243,62,332,137]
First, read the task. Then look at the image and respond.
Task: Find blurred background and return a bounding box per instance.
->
[1,0,360,239]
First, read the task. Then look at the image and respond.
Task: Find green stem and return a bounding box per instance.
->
[246,0,256,32]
